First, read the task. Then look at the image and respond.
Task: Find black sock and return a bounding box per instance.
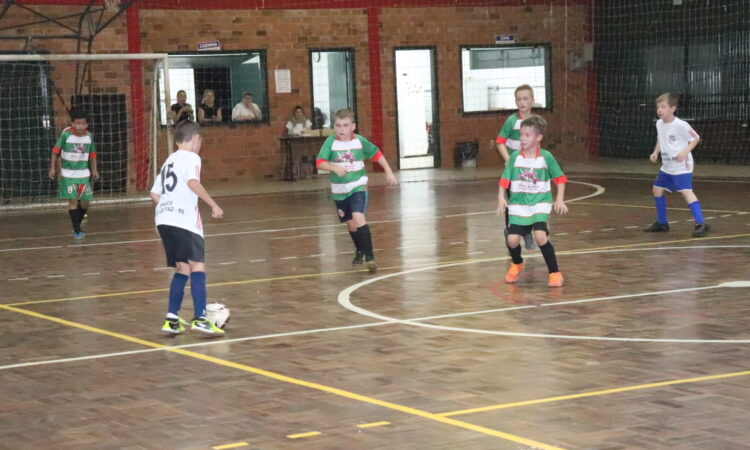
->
[509,244,523,264]
[349,230,361,253]
[78,206,87,218]
[539,241,559,273]
[358,224,374,258]
[68,209,81,233]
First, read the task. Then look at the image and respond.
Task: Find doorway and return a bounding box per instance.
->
[394,47,439,169]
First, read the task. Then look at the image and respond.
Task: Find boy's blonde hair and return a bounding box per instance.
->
[174,120,201,144]
[515,84,534,98]
[333,108,356,122]
[520,114,546,135]
[655,92,678,107]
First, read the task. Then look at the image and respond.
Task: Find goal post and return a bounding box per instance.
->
[0,52,171,208]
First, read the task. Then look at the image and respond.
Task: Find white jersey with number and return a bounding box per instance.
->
[150,150,203,236]
[656,117,700,175]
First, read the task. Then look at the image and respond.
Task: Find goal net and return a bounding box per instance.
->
[0,53,170,208]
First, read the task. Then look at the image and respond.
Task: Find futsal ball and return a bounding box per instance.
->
[206,302,230,329]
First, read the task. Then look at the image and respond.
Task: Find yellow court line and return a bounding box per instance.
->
[575,201,749,214]
[357,421,391,428]
[7,232,750,308]
[287,431,322,439]
[438,369,750,418]
[212,442,250,449]
[0,303,562,450]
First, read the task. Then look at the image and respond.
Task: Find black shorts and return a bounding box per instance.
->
[334,191,368,223]
[157,224,205,267]
[508,222,549,236]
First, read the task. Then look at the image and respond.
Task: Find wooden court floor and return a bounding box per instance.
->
[1,174,749,449]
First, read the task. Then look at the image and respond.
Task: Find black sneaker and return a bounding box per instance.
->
[352,251,365,265]
[365,255,378,273]
[643,222,670,232]
[692,223,710,237]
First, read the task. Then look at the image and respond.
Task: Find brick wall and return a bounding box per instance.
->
[0,1,591,186]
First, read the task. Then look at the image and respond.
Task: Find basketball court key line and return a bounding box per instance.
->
[0,303,563,450]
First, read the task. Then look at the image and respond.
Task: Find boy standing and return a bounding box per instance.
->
[48,107,99,239]
[497,115,568,287]
[496,84,537,251]
[644,93,709,237]
[150,120,225,335]
[316,109,397,273]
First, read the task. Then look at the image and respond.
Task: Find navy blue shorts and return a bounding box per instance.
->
[335,191,368,223]
[508,222,549,236]
[654,170,693,192]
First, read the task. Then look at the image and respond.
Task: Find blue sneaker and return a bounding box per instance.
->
[73,231,86,240]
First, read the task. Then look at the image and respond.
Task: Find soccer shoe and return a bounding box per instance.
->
[352,251,365,265]
[161,317,187,334]
[523,233,536,251]
[548,272,564,287]
[692,223,710,237]
[191,318,225,335]
[643,222,669,232]
[365,255,378,273]
[504,263,524,284]
[73,231,86,239]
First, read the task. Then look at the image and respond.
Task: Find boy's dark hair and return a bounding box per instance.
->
[242,91,253,98]
[333,108,355,122]
[520,115,547,135]
[174,120,201,144]
[69,106,87,121]
[655,92,678,107]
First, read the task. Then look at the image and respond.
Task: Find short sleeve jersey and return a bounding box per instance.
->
[499,148,568,226]
[150,150,204,237]
[495,112,526,151]
[52,128,96,181]
[316,134,382,201]
[656,117,700,175]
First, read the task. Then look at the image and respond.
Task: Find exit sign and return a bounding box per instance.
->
[495,34,515,44]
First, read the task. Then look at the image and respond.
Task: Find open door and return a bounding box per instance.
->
[395,47,439,169]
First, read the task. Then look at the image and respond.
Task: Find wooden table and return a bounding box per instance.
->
[279,135,327,181]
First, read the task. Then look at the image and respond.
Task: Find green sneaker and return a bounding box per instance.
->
[161,317,188,334]
[191,317,225,335]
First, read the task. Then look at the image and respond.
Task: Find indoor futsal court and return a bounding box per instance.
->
[1,0,749,449]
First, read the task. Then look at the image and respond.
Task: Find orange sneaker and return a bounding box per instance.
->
[504,263,524,284]
[548,272,564,287]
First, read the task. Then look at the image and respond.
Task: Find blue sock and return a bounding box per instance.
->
[168,273,189,316]
[654,196,667,224]
[190,271,207,319]
[689,201,705,224]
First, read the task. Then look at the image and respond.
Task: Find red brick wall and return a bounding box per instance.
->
[1,1,591,185]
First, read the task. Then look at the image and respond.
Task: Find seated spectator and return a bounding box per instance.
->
[198,89,223,123]
[168,90,193,124]
[285,105,313,136]
[231,91,262,122]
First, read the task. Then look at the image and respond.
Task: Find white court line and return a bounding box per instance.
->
[219,262,238,265]
[601,228,615,231]
[0,321,393,371]
[46,275,64,278]
[0,181,604,254]
[249,259,266,263]
[118,269,136,273]
[83,272,101,276]
[721,214,732,218]
[466,251,485,255]
[338,245,750,344]
[0,245,62,253]
[279,256,298,260]
[8,277,29,281]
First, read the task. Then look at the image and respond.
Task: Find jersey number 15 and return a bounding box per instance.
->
[160,163,177,193]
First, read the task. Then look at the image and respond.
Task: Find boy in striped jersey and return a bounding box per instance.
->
[496,84,537,251]
[316,109,397,273]
[48,107,99,239]
[497,115,568,287]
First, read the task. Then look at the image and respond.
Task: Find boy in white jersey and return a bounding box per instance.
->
[316,109,397,273]
[48,107,99,239]
[644,93,709,237]
[496,84,536,251]
[150,120,225,335]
